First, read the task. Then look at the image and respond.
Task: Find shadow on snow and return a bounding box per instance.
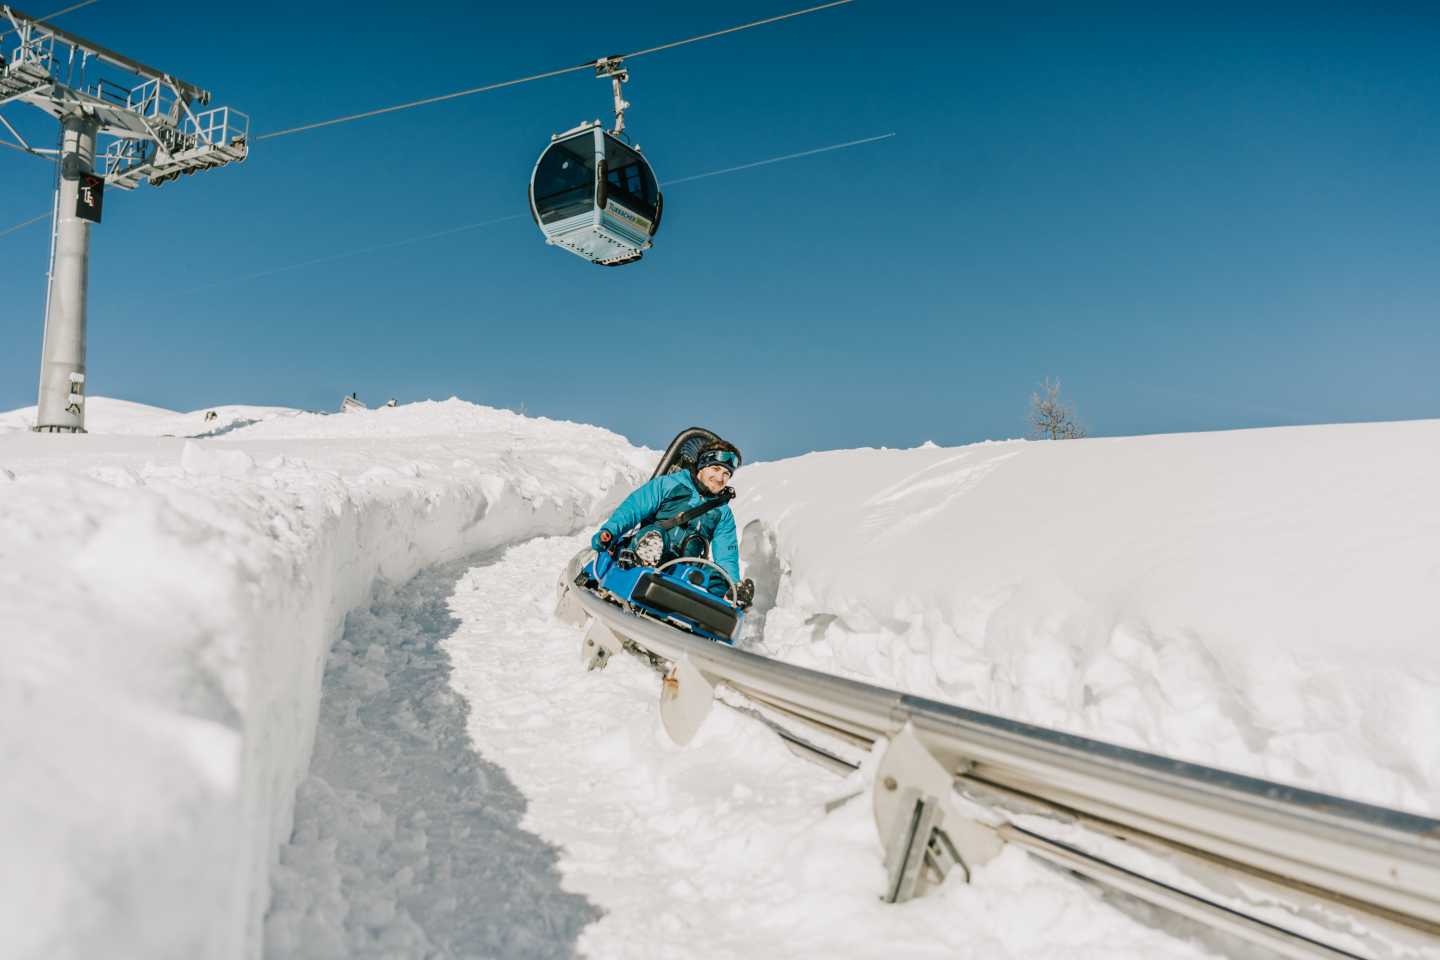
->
[266,549,600,960]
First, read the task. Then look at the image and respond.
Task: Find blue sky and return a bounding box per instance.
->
[3,2,1437,460]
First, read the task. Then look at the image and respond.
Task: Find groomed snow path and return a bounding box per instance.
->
[267,535,1234,960]
[265,551,599,958]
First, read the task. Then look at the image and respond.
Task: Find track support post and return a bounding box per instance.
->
[659,654,716,746]
[582,618,622,671]
[555,550,593,627]
[873,723,1003,903]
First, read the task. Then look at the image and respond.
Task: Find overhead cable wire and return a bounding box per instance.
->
[255,64,595,141]
[663,133,893,188]
[0,129,54,162]
[0,210,51,238]
[1,128,892,247]
[0,0,100,42]
[256,0,856,141]
[34,0,100,18]
[665,132,895,185]
[146,134,887,284]
[617,0,853,59]
[0,137,37,155]
[4,1,866,236]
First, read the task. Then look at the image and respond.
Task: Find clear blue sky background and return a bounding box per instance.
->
[3,2,1437,460]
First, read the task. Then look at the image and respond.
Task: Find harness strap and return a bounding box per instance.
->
[657,486,734,531]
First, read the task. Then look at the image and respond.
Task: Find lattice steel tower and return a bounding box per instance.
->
[2,5,247,432]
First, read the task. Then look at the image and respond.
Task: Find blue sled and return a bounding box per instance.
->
[578,550,743,645]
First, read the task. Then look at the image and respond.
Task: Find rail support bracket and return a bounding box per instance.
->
[874,723,1002,903]
[582,618,622,672]
[555,549,592,627]
[659,654,716,746]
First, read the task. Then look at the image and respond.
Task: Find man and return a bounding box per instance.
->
[592,440,754,606]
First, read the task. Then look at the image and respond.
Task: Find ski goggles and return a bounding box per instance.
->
[696,449,741,473]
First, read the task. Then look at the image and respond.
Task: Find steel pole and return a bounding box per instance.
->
[34,111,97,433]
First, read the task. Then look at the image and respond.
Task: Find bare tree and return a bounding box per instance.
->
[1029,377,1087,440]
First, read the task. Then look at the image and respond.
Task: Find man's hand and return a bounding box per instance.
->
[735,578,755,610]
[592,529,615,553]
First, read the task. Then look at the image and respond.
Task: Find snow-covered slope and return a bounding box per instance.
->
[5,398,1436,959]
[0,398,650,960]
[733,420,1440,815]
[0,397,299,438]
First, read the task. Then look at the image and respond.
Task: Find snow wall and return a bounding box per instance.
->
[0,400,649,960]
[733,419,1440,816]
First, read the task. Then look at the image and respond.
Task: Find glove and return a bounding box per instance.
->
[592,529,615,553]
[735,578,755,610]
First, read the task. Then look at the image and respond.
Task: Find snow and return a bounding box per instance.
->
[264,552,598,959]
[0,397,298,438]
[3,396,1437,959]
[266,534,1228,959]
[732,421,1440,816]
[0,398,648,960]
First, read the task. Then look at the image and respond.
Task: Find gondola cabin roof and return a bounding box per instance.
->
[529,121,663,267]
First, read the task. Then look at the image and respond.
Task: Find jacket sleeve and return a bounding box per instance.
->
[592,476,671,550]
[709,508,741,584]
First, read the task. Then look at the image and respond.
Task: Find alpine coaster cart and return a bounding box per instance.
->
[571,428,744,647]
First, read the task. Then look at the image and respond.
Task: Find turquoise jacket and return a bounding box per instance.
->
[592,471,740,582]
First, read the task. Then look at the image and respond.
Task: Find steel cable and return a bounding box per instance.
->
[665,132,894,185]
[0,0,101,42]
[0,127,894,246]
[0,210,50,237]
[2,2,873,242]
[255,0,856,141]
[149,132,894,286]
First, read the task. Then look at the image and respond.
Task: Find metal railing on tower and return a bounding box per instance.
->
[1,5,247,432]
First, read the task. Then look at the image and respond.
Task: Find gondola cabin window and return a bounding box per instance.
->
[533,133,597,224]
[603,136,658,222]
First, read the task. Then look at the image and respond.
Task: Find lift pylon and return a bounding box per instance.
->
[1,5,248,432]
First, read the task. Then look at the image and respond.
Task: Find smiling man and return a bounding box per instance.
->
[591,440,753,606]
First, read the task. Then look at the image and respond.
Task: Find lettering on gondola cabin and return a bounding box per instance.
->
[605,201,651,232]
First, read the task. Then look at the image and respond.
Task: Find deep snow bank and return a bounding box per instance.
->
[0,398,649,960]
[733,420,1440,815]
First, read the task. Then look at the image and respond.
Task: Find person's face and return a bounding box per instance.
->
[697,464,731,494]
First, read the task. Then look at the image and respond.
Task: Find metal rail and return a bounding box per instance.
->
[568,585,1440,959]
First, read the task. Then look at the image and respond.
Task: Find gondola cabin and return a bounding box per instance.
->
[529,121,663,266]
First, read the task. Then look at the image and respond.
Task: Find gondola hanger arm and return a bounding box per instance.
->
[595,56,630,135]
